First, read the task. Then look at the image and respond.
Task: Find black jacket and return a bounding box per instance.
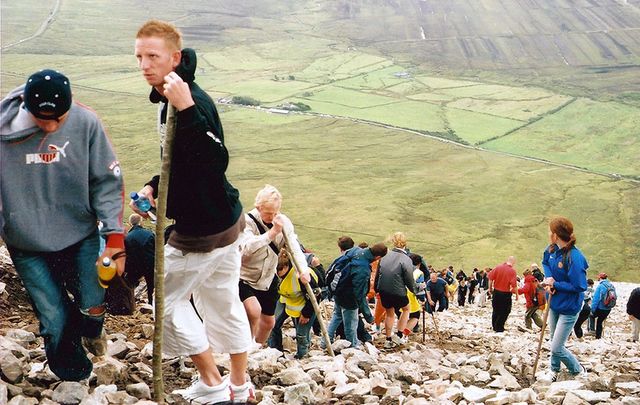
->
[628,287,640,319]
[146,49,242,236]
[124,225,155,279]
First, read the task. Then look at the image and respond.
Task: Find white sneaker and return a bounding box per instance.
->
[574,365,588,380]
[537,369,558,383]
[391,334,406,345]
[172,378,231,404]
[225,375,256,403]
[247,340,263,354]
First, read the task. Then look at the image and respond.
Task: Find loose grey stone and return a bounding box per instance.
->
[125,382,151,400]
[51,381,89,405]
[0,351,24,383]
[283,383,314,405]
[7,395,38,405]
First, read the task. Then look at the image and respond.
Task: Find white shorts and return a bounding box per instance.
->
[162,238,251,356]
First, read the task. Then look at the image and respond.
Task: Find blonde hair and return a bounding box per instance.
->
[129,213,142,226]
[254,184,282,208]
[389,232,407,249]
[136,19,183,51]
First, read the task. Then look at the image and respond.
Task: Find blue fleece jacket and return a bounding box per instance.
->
[542,244,588,315]
[334,247,375,320]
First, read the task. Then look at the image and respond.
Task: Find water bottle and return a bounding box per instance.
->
[97,257,116,288]
[130,192,157,221]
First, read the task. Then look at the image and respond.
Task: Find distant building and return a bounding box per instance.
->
[268,108,290,115]
[394,72,411,79]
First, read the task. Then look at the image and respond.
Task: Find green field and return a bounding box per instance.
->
[1,0,639,281]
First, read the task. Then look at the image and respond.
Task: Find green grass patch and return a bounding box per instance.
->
[413,76,480,89]
[483,98,640,175]
[297,53,391,82]
[436,83,558,100]
[446,95,572,121]
[335,65,411,90]
[300,86,399,108]
[446,109,524,144]
[221,108,639,282]
[214,79,317,104]
[293,97,447,134]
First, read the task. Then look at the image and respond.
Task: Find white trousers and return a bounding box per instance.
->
[162,240,251,356]
[478,289,487,307]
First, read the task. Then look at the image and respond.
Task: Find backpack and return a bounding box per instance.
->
[532,268,544,282]
[311,264,326,289]
[602,283,617,309]
[325,253,354,299]
[444,271,454,285]
[531,284,546,308]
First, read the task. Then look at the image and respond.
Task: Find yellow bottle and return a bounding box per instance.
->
[98,257,116,288]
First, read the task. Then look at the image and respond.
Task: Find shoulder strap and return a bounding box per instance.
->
[247,212,280,255]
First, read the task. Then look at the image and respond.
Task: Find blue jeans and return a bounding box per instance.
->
[548,309,581,374]
[8,231,104,381]
[326,303,359,348]
[268,301,316,359]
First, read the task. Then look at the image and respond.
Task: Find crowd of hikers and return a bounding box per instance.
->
[2,17,640,405]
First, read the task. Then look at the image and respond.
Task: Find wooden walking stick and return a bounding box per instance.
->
[431,310,442,343]
[151,104,177,403]
[281,231,335,357]
[421,305,426,343]
[532,295,552,378]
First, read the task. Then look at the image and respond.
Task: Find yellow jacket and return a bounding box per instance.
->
[278,266,318,318]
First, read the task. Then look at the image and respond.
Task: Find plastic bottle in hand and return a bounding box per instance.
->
[98,257,116,288]
[130,192,157,221]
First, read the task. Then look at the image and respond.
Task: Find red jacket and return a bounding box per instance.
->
[518,274,541,308]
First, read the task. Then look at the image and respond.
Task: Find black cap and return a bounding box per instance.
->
[24,69,72,120]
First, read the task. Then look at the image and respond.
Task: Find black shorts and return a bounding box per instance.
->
[379,292,409,311]
[239,275,279,316]
[409,311,421,319]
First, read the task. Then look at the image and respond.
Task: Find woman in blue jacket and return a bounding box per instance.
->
[590,273,614,339]
[540,217,588,382]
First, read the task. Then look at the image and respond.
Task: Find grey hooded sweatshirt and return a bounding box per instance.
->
[0,85,124,252]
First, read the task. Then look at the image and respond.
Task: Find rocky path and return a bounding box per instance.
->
[1,246,639,404]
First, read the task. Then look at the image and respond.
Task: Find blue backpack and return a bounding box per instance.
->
[326,254,353,299]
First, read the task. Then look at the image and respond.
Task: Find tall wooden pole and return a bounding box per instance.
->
[532,296,552,378]
[152,104,177,403]
[281,232,335,357]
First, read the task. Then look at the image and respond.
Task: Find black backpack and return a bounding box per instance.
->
[532,268,544,282]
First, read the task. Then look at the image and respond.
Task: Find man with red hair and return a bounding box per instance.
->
[132,19,253,404]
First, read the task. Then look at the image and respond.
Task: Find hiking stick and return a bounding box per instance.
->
[281,231,335,357]
[421,305,426,343]
[430,309,442,343]
[532,295,552,378]
[151,104,176,402]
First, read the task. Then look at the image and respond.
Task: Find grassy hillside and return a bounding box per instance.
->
[1,0,639,281]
